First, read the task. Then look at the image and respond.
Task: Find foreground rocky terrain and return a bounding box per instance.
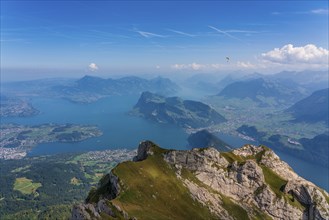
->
[72,141,329,220]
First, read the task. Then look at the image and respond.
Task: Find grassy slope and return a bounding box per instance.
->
[92,144,295,219]
[110,152,217,220]
[85,144,310,219]
[13,177,42,195]
[1,151,125,220]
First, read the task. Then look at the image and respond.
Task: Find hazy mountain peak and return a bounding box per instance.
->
[287,88,329,126]
[218,77,306,104]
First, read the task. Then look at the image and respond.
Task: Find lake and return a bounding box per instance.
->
[1,95,189,153]
[2,95,328,191]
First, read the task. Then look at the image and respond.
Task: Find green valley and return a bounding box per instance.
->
[0,148,135,220]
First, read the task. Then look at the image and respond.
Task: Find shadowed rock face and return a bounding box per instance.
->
[72,141,329,220]
[133,141,155,161]
[187,129,232,152]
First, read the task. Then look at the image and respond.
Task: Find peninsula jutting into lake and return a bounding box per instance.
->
[0,124,102,160]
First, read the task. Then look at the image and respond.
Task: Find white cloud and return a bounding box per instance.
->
[210,63,224,69]
[88,63,98,71]
[237,61,256,69]
[171,64,185,70]
[311,8,329,15]
[190,62,203,70]
[261,44,329,65]
[156,65,160,69]
[171,62,204,70]
[170,45,328,73]
[171,62,236,71]
[171,62,252,71]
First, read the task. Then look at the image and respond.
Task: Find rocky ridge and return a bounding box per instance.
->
[71,141,329,220]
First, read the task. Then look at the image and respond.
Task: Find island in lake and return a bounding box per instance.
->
[0,123,103,160]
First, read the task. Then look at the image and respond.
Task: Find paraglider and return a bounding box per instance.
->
[226,57,230,62]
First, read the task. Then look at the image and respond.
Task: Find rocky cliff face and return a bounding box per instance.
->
[71,141,329,220]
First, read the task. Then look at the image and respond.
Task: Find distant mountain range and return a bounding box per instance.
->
[287,88,329,126]
[132,92,226,128]
[182,70,328,96]
[217,78,307,105]
[187,129,232,152]
[269,70,329,91]
[2,75,180,104]
[76,75,179,95]
[52,75,180,103]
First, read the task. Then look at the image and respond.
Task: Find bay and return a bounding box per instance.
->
[1,95,188,155]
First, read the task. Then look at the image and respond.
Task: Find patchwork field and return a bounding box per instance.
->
[0,148,136,220]
[13,177,42,195]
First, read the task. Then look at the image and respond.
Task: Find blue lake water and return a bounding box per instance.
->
[1,95,189,154]
[2,95,328,191]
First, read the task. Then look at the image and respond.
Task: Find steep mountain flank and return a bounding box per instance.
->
[132,92,226,128]
[218,78,305,105]
[287,88,329,126]
[72,141,329,220]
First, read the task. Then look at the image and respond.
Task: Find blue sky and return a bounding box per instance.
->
[1,1,328,80]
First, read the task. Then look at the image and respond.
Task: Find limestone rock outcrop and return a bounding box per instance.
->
[72,141,329,220]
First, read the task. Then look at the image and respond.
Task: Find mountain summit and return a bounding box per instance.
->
[72,141,329,220]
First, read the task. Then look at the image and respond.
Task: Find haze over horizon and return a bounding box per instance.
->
[1,1,328,81]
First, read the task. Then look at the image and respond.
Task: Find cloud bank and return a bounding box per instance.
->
[170,44,328,73]
[261,44,328,65]
[171,62,205,70]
